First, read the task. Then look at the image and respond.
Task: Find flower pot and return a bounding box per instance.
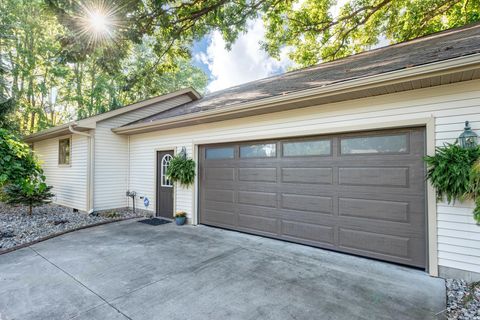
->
[175,216,186,225]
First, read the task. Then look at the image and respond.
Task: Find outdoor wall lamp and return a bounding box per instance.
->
[458,121,478,148]
[179,146,187,159]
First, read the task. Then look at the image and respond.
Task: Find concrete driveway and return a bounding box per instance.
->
[0,219,445,320]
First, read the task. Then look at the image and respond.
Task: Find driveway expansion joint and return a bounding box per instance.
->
[28,247,133,320]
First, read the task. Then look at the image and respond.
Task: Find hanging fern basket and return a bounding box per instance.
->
[165,154,196,187]
[424,143,480,223]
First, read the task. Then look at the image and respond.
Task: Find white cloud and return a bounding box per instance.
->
[195,19,293,92]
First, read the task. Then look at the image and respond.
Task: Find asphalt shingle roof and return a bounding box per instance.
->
[132,23,480,125]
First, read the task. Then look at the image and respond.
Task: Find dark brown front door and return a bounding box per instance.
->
[199,127,427,268]
[157,150,174,219]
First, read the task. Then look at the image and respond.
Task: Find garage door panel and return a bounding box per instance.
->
[332,184,423,196]
[339,167,409,187]
[237,204,279,218]
[204,167,235,181]
[204,189,234,203]
[238,214,278,234]
[338,228,410,259]
[237,182,278,194]
[335,216,424,238]
[238,167,277,182]
[282,221,334,244]
[202,210,236,226]
[338,198,409,222]
[205,200,236,213]
[202,183,235,194]
[281,193,333,214]
[281,167,333,184]
[238,191,277,208]
[199,127,426,268]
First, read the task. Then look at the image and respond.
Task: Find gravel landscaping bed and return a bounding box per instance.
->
[0,202,143,250]
[446,279,480,319]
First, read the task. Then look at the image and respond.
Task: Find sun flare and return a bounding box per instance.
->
[75,1,120,45]
[88,10,109,33]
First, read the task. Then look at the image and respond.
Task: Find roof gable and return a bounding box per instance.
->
[24,88,200,143]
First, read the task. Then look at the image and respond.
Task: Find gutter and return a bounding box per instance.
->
[69,123,95,214]
[113,52,480,135]
[68,123,92,137]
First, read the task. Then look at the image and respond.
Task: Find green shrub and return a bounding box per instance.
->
[166,155,196,187]
[3,177,54,215]
[0,128,43,187]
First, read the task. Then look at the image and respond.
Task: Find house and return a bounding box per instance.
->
[25,23,480,281]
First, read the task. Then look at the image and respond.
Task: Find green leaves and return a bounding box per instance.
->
[262,0,480,66]
[424,143,480,223]
[1,0,208,135]
[166,155,196,188]
[0,128,43,188]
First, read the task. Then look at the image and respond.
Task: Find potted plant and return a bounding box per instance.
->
[174,210,187,225]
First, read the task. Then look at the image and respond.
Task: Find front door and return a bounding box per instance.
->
[157,150,174,219]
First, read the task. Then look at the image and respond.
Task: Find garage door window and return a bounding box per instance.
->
[283,140,331,157]
[340,134,408,154]
[206,147,235,160]
[240,143,276,158]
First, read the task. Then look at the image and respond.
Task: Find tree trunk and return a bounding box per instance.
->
[29,204,32,215]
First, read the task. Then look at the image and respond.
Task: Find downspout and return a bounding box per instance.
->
[127,135,130,209]
[69,124,95,214]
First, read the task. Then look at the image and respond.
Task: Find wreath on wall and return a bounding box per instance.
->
[424,143,480,223]
[166,153,196,187]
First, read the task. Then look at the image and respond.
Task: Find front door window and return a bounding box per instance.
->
[161,154,173,187]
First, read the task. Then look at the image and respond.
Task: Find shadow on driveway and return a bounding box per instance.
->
[0,219,445,320]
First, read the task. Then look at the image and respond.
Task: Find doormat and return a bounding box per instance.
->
[138,218,172,226]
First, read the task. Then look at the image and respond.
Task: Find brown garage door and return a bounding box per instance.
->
[199,127,426,268]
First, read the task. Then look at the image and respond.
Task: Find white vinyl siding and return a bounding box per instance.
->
[128,79,480,274]
[129,142,193,217]
[93,95,192,210]
[34,134,88,211]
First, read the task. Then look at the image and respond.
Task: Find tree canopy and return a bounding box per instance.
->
[46,0,480,69]
[263,0,480,66]
[0,0,208,135]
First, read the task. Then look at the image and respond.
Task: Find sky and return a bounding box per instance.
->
[191,0,389,93]
[191,19,294,93]
[190,0,350,93]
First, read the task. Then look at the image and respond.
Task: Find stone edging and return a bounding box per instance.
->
[0,216,141,256]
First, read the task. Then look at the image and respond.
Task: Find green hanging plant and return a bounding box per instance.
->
[166,154,196,187]
[424,143,480,223]
[470,161,480,222]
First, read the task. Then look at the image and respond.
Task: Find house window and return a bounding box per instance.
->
[58,138,71,165]
[161,154,173,187]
